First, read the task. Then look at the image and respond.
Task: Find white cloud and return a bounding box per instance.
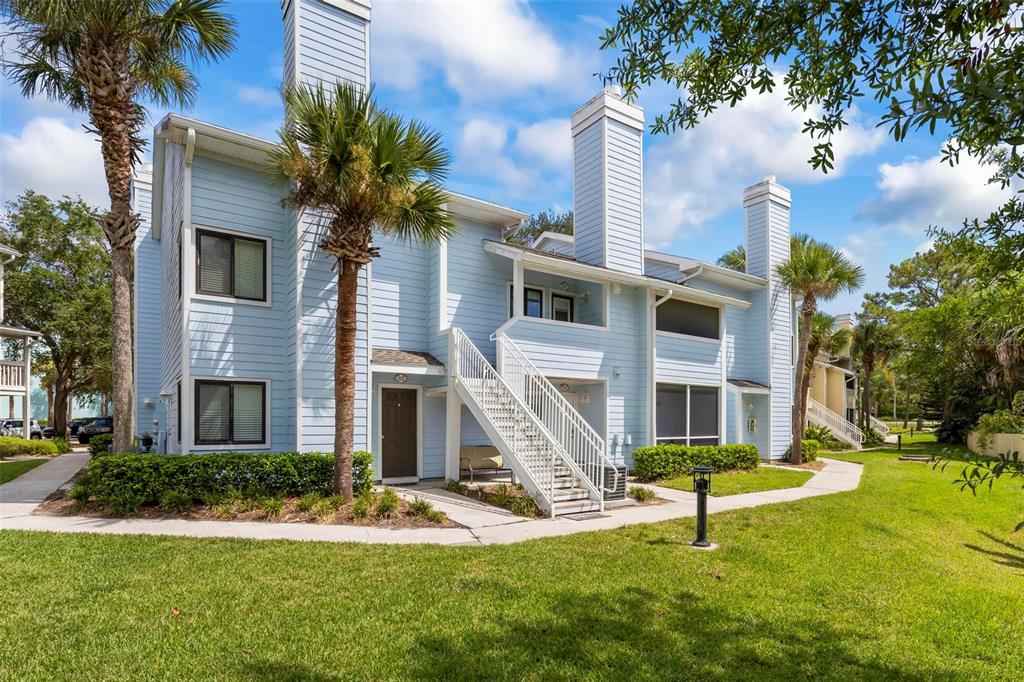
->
[456,118,536,194]
[372,0,594,101]
[237,86,279,107]
[1,117,108,207]
[514,118,571,169]
[642,87,885,247]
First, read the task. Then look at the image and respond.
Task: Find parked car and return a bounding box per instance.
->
[42,426,54,438]
[0,419,43,439]
[77,417,113,445]
[42,420,84,439]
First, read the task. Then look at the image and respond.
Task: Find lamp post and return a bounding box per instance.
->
[691,465,713,548]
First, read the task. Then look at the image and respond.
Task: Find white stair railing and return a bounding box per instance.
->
[807,397,865,446]
[451,328,591,515]
[0,362,25,389]
[494,333,619,502]
[869,415,890,436]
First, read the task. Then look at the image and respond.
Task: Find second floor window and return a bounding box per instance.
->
[656,298,720,340]
[508,285,544,319]
[196,229,267,302]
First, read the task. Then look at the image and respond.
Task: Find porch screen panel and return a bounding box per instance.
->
[233,238,265,300]
[656,385,687,444]
[232,383,264,442]
[196,382,230,443]
[689,386,720,445]
[198,233,232,295]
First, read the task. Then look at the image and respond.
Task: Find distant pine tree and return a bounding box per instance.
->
[506,210,573,246]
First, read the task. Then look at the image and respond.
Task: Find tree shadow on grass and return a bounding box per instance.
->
[965,530,1024,572]
[403,584,959,681]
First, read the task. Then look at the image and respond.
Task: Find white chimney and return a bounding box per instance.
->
[570,87,645,274]
[283,0,371,91]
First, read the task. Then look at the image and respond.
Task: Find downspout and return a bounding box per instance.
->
[647,288,673,444]
[179,128,196,452]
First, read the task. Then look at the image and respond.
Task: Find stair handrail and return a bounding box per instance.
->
[451,328,586,512]
[494,332,620,498]
[807,397,865,445]
[868,415,890,436]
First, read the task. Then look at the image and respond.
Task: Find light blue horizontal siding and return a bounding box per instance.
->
[296,0,367,89]
[504,284,646,465]
[445,218,510,364]
[572,120,605,268]
[133,172,162,435]
[655,333,722,385]
[188,154,294,452]
[604,119,644,274]
[643,258,680,282]
[371,232,429,351]
[369,375,446,479]
[159,143,185,452]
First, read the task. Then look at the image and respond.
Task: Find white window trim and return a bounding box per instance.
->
[376,383,423,483]
[655,329,723,346]
[189,375,271,451]
[192,223,272,308]
[505,279,609,331]
[654,382,721,446]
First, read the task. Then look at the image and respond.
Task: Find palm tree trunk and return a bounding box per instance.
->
[791,301,816,464]
[111,244,134,450]
[334,260,359,500]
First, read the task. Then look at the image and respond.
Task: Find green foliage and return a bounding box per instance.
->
[84,452,337,509]
[936,450,1024,531]
[0,436,58,458]
[508,496,540,518]
[88,434,113,457]
[1013,391,1024,417]
[821,439,853,452]
[296,492,322,513]
[937,418,974,445]
[804,424,833,443]
[375,488,399,519]
[159,490,193,514]
[490,483,512,508]
[408,496,445,523]
[505,209,573,246]
[262,498,284,520]
[631,444,760,481]
[351,450,374,496]
[974,411,1024,449]
[627,486,657,503]
[199,490,224,507]
[52,437,71,454]
[784,440,820,463]
[351,490,373,520]
[66,483,90,506]
[213,503,233,520]
[443,479,467,494]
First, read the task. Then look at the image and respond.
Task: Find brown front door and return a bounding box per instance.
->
[381,388,417,479]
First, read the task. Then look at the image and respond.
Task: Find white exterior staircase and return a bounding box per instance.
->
[450,328,618,516]
[806,397,864,447]
[869,415,890,437]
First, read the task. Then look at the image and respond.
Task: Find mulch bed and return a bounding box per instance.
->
[450,482,544,517]
[36,489,460,529]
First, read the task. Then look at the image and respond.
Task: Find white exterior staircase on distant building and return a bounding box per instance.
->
[869,415,890,437]
[806,397,865,447]
[450,328,620,516]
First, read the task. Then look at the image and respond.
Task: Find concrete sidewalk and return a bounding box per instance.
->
[0,455,862,546]
[0,453,89,519]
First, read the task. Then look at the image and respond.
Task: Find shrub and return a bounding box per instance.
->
[974,410,1024,449]
[509,495,540,517]
[214,503,234,519]
[160,490,194,514]
[262,497,284,519]
[783,439,820,462]
[631,443,760,481]
[84,451,337,509]
[937,417,973,445]
[443,479,467,494]
[107,490,144,516]
[408,497,435,517]
[863,428,885,447]
[490,483,512,507]
[804,424,833,443]
[53,437,72,454]
[0,436,58,458]
[820,439,852,451]
[352,450,374,496]
[296,492,322,513]
[375,488,399,518]
[199,490,224,507]
[628,485,657,503]
[352,490,372,519]
[1012,391,1024,417]
[66,483,90,506]
[89,434,113,458]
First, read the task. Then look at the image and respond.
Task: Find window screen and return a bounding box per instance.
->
[656,298,720,339]
[656,384,719,446]
[195,380,265,445]
[689,387,720,445]
[197,229,266,301]
[552,294,574,322]
[655,385,688,444]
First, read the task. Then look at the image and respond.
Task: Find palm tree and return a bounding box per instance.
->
[717,244,746,271]
[274,81,455,499]
[853,319,898,432]
[799,312,852,431]
[777,239,864,463]
[2,0,236,452]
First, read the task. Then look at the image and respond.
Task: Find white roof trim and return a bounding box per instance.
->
[371,363,445,377]
[533,231,574,249]
[571,87,644,134]
[644,249,767,290]
[484,240,751,309]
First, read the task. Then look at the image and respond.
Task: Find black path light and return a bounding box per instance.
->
[691,465,713,548]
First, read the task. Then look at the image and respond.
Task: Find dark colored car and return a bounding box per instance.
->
[77,417,113,445]
[42,426,54,439]
[42,420,84,439]
[0,419,43,439]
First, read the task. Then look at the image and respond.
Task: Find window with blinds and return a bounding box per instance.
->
[195,380,266,445]
[196,229,267,301]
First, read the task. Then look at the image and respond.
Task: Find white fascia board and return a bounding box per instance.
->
[644,249,767,290]
[484,240,751,309]
[813,359,855,376]
[533,231,574,249]
[371,363,445,376]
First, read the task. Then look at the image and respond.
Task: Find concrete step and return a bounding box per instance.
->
[552,487,591,502]
[552,499,602,515]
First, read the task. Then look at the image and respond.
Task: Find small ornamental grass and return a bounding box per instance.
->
[627,485,657,503]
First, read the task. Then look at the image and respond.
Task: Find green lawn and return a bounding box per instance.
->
[0,458,45,484]
[1,437,1022,680]
[658,465,813,496]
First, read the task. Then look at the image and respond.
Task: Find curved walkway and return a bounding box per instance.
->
[0,455,862,546]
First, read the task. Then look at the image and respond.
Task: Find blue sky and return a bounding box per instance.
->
[1,0,1013,314]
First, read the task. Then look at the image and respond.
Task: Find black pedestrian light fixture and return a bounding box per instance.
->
[691,465,713,548]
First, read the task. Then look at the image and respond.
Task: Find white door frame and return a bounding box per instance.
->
[376,383,423,483]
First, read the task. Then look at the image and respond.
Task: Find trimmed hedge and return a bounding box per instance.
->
[784,439,820,462]
[82,450,375,508]
[632,443,760,481]
[0,436,58,458]
[88,434,113,458]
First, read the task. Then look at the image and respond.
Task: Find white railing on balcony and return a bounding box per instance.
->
[494,332,619,500]
[0,361,26,390]
[451,328,597,515]
[807,397,865,446]
[869,415,890,436]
